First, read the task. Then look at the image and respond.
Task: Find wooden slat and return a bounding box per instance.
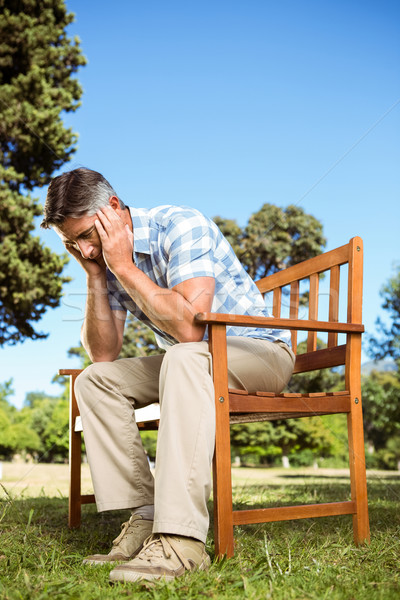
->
[328,265,340,347]
[232,501,356,525]
[230,412,320,423]
[228,388,249,395]
[256,243,349,293]
[293,344,346,373]
[59,369,83,376]
[137,420,159,430]
[308,273,319,352]
[290,280,300,352]
[195,313,364,333]
[228,393,351,414]
[273,287,282,318]
[81,494,96,505]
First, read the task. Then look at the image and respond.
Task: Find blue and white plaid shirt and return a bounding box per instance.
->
[107,205,291,350]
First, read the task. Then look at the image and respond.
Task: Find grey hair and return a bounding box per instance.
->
[41,167,126,229]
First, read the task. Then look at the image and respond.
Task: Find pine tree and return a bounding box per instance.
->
[0,0,86,344]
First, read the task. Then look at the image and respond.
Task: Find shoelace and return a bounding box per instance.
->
[112,515,141,547]
[137,535,191,570]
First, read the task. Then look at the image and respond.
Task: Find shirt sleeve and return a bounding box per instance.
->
[164,210,217,289]
[106,269,127,311]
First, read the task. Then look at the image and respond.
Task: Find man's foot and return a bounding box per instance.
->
[82,515,153,565]
[109,534,211,582]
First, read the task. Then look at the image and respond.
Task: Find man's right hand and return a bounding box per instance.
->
[65,243,107,278]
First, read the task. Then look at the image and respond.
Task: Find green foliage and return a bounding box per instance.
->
[362,370,400,469]
[365,266,400,468]
[0,381,42,459]
[362,371,400,449]
[0,378,15,412]
[139,431,158,461]
[0,0,86,345]
[17,391,69,462]
[369,265,400,367]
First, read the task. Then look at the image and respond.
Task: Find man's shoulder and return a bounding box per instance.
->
[131,204,216,235]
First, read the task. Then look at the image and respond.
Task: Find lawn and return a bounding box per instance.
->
[0,462,399,599]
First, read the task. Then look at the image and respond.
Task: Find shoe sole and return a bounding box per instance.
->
[83,544,146,566]
[109,555,211,583]
[83,558,128,566]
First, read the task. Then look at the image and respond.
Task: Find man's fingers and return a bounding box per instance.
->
[96,206,123,237]
[125,224,134,244]
[94,217,106,239]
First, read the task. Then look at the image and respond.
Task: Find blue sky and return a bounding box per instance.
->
[1,0,399,408]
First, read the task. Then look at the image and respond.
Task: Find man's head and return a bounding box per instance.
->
[41,167,125,229]
[42,168,130,262]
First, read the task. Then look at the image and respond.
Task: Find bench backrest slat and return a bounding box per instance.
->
[255,236,363,374]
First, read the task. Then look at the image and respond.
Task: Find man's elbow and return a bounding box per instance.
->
[86,344,121,364]
[91,353,119,363]
[177,324,206,344]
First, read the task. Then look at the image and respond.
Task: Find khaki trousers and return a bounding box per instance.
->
[75,337,295,543]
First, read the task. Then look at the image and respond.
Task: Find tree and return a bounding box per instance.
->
[214,204,326,280]
[0,380,41,459]
[366,266,400,469]
[362,371,400,449]
[369,265,400,367]
[0,0,86,345]
[18,391,69,462]
[361,370,400,470]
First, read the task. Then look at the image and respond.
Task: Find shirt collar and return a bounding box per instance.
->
[129,206,151,255]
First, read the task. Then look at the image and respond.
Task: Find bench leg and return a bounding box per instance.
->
[347,403,370,544]
[69,427,82,528]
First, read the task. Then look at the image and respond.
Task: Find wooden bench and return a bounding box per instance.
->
[61,236,369,557]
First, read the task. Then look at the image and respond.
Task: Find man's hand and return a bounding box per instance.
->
[64,243,106,278]
[94,206,134,276]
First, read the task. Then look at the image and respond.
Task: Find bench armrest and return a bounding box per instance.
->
[194,312,364,334]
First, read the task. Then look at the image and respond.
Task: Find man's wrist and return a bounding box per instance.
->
[87,272,108,289]
[112,261,139,285]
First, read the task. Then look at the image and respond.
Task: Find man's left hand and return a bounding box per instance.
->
[95,206,134,275]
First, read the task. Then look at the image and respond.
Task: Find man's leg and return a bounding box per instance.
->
[110,337,295,582]
[75,354,164,563]
[153,337,295,540]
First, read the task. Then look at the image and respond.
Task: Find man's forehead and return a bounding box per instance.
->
[56,214,96,240]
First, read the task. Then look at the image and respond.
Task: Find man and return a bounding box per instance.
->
[41,167,295,583]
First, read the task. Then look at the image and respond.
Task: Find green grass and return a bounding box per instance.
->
[0,468,399,599]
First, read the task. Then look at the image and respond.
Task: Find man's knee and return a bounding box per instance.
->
[163,341,210,367]
[74,362,111,411]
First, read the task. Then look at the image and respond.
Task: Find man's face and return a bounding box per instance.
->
[55,213,103,262]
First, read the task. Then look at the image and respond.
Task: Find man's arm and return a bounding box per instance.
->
[114,270,214,343]
[81,271,126,362]
[65,244,126,362]
[95,206,215,343]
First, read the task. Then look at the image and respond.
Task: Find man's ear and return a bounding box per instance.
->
[109,195,122,212]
